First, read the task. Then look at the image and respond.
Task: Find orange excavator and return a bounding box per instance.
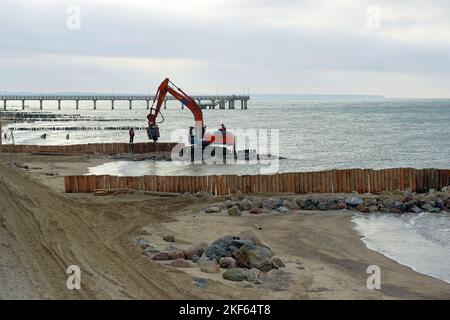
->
[147,78,235,150]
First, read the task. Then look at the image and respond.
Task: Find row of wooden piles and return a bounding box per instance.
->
[65,168,450,195]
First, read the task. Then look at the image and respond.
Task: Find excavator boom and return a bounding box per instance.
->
[147,78,234,146]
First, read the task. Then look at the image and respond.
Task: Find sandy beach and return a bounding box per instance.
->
[1,152,449,299]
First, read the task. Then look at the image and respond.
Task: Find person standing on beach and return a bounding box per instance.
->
[129,127,135,144]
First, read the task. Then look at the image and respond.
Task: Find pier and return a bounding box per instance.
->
[0,94,250,111]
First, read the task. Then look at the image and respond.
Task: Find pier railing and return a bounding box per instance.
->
[64,168,450,195]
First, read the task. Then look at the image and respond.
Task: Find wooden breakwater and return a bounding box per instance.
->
[64,168,450,195]
[0,142,179,155]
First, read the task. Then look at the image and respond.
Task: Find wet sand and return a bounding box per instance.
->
[1,152,450,299]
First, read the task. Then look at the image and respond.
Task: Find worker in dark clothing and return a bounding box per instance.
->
[219,124,226,133]
[129,127,135,144]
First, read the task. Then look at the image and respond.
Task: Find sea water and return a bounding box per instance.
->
[3,96,450,173]
[352,212,450,284]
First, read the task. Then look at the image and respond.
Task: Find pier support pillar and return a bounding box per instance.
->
[164,99,167,109]
[244,100,248,109]
[241,100,244,109]
[129,100,132,110]
[93,100,97,110]
[3,100,6,110]
[58,100,61,110]
[146,100,150,110]
[76,100,79,110]
[40,100,43,110]
[22,100,25,110]
[111,100,114,110]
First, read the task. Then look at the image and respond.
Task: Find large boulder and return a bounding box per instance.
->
[239,199,253,210]
[421,203,434,212]
[282,199,299,210]
[225,200,240,208]
[183,242,209,260]
[233,244,274,272]
[262,198,282,210]
[227,206,242,216]
[199,260,221,274]
[345,197,363,207]
[211,235,237,250]
[223,268,250,282]
[204,244,231,259]
[205,206,221,213]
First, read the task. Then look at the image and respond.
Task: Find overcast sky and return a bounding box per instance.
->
[1,0,449,97]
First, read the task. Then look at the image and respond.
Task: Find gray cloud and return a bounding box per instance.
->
[1,0,450,97]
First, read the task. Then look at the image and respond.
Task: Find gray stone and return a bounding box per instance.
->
[223,268,250,282]
[231,239,255,249]
[204,244,231,259]
[277,206,290,214]
[345,197,363,206]
[429,208,442,213]
[211,235,237,250]
[205,206,221,213]
[192,278,208,288]
[282,199,299,210]
[225,200,240,208]
[227,206,242,216]
[368,206,379,213]
[317,202,328,211]
[234,244,274,272]
[239,199,253,210]
[411,205,423,213]
[421,203,434,212]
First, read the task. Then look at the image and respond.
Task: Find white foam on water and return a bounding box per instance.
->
[352,213,450,284]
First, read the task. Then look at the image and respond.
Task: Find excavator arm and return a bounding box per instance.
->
[147,78,234,147]
[147,78,203,126]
